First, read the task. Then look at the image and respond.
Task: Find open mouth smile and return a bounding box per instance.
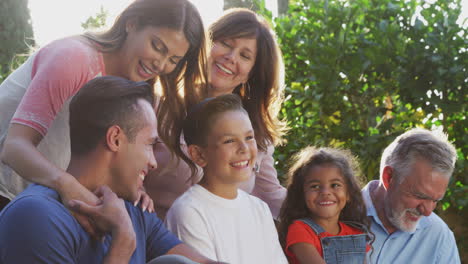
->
[230,160,249,168]
[215,62,234,75]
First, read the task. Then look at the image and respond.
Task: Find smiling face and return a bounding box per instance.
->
[197,110,257,188]
[384,160,448,232]
[208,37,257,96]
[303,165,349,224]
[115,26,189,82]
[111,99,158,202]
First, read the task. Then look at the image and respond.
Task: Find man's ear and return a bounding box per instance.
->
[187,145,207,168]
[382,166,394,190]
[106,125,125,152]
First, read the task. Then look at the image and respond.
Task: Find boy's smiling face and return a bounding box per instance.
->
[194,110,257,194]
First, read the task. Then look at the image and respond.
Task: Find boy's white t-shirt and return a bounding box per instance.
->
[165,184,288,264]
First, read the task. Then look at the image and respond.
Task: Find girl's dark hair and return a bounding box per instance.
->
[278,146,373,248]
[83,0,209,156]
[180,94,247,177]
[209,8,287,151]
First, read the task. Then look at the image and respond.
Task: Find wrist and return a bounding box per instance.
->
[54,172,75,196]
[111,213,135,247]
[105,227,136,263]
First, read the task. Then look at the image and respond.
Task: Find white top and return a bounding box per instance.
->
[165,184,288,264]
[0,36,104,199]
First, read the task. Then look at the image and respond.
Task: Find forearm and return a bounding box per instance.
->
[1,125,99,204]
[103,228,136,264]
[167,243,218,264]
[2,135,65,189]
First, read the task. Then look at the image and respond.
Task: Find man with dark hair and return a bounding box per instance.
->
[362,128,460,263]
[0,76,215,264]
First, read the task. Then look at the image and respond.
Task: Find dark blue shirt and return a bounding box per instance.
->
[0,184,181,263]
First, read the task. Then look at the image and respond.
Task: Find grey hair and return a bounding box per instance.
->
[380,128,457,183]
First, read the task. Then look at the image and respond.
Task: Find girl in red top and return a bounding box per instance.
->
[278,147,372,264]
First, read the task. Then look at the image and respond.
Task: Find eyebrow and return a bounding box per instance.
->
[154,36,184,59]
[242,47,254,54]
[413,190,444,202]
[305,178,344,184]
[216,130,254,139]
[222,129,253,136]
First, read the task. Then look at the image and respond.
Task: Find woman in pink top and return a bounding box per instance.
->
[145,8,288,219]
[0,0,208,224]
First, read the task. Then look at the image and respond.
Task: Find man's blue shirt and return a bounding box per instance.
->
[0,184,182,263]
[362,180,460,264]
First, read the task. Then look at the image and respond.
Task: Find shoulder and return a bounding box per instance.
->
[421,213,455,238]
[240,190,271,213]
[166,186,204,220]
[340,221,366,235]
[0,185,77,229]
[2,185,68,217]
[38,36,98,59]
[418,213,459,262]
[33,36,102,78]
[0,186,80,256]
[172,185,202,208]
[286,220,320,248]
[288,220,317,234]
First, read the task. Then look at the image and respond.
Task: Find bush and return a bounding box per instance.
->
[271,0,466,209]
[0,0,34,81]
[259,0,466,257]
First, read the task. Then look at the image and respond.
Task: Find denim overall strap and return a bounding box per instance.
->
[298,217,326,235]
[298,218,367,264]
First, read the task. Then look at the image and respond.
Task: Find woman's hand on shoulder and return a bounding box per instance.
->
[133,186,155,213]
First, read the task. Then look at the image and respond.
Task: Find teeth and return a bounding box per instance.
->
[216,63,233,74]
[231,160,248,167]
[141,63,153,75]
[319,201,335,205]
[139,172,145,180]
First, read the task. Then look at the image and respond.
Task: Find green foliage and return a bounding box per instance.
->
[263,0,466,210]
[264,0,466,255]
[81,6,108,30]
[0,0,34,82]
[224,0,257,10]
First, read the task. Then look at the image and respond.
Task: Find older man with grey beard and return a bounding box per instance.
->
[362,128,460,263]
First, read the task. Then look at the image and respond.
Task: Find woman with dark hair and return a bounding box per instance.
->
[0,0,208,220]
[145,8,287,219]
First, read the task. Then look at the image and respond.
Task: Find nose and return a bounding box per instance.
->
[152,57,167,74]
[148,150,157,171]
[224,50,237,64]
[418,200,436,216]
[319,185,332,195]
[238,140,248,153]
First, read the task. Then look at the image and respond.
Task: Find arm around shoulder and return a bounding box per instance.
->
[1,124,99,207]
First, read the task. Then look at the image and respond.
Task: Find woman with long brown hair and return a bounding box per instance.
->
[145,8,288,219]
[0,0,208,224]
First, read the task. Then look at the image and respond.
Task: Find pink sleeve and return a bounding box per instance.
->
[251,145,287,218]
[12,38,103,136]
